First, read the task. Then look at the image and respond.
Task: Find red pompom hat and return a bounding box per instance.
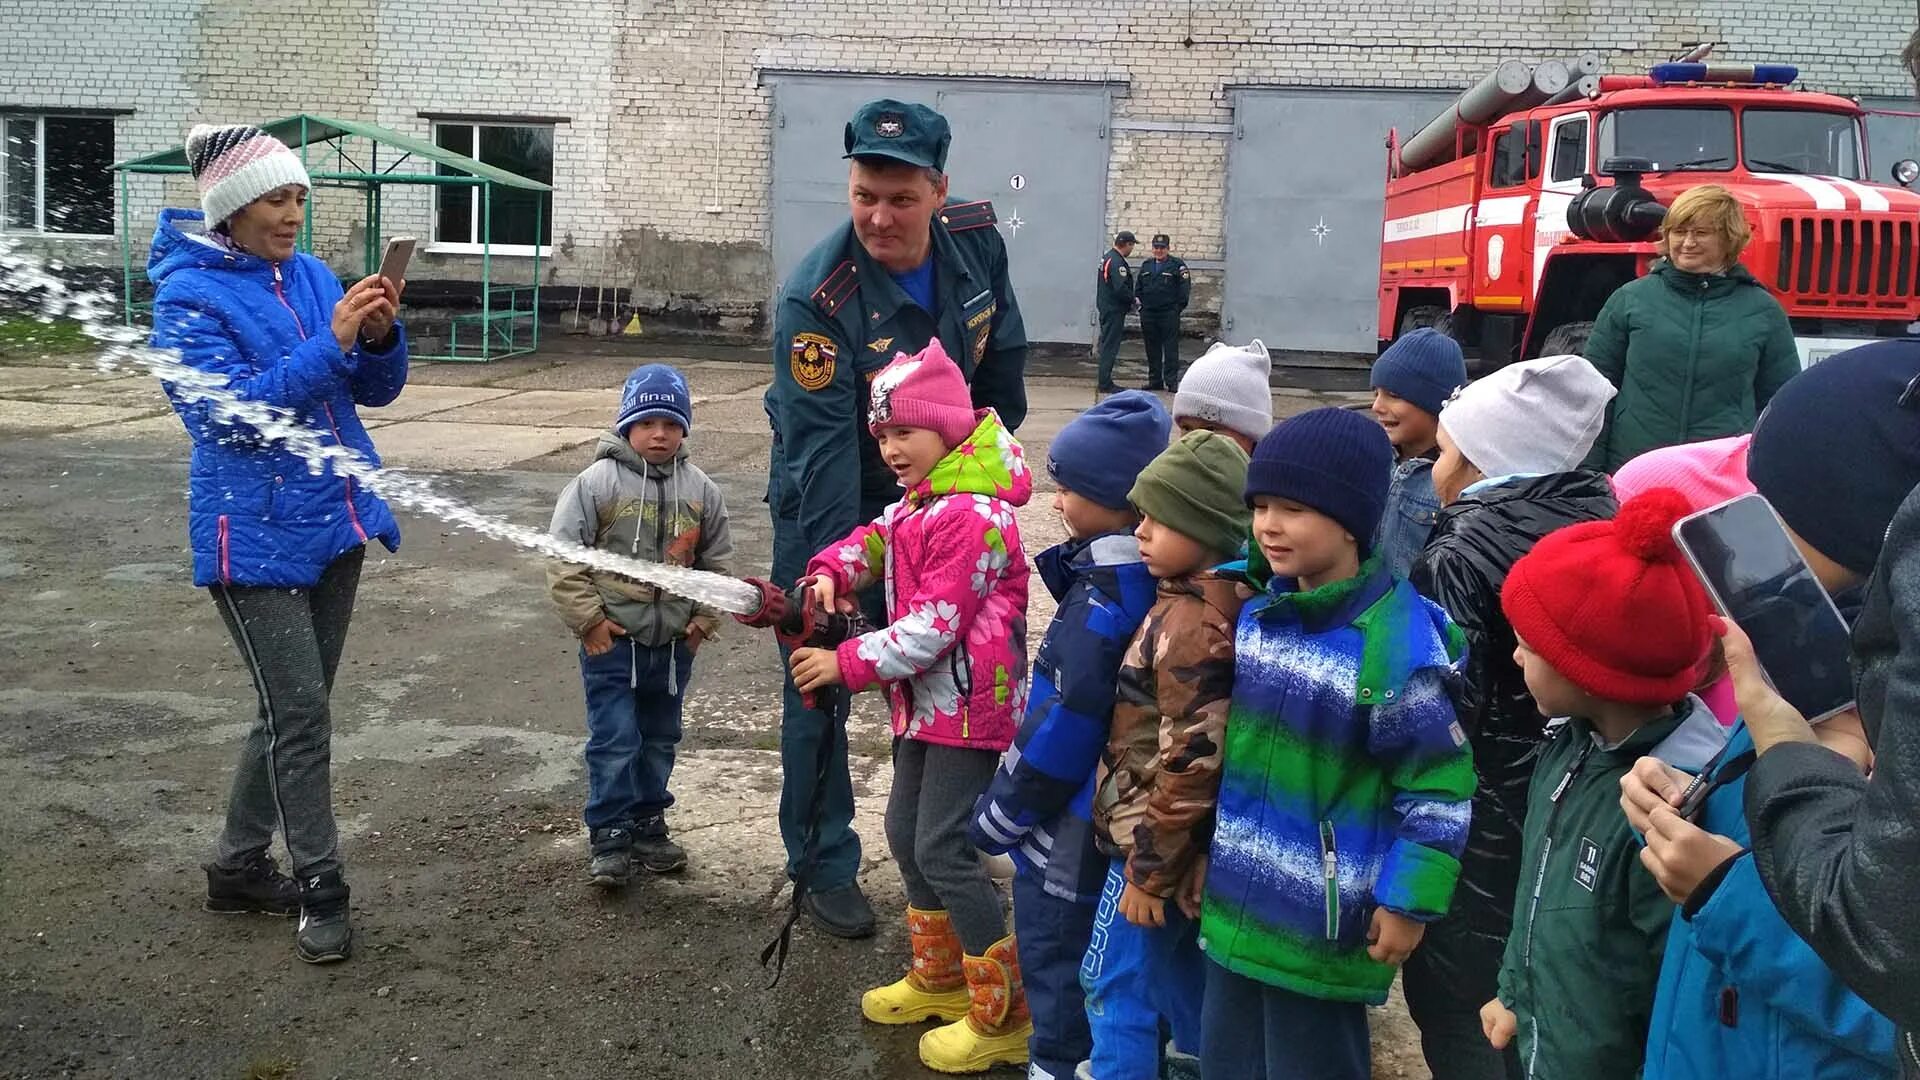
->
[1500,488,1713,705]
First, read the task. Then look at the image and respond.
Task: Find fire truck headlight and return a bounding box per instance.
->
[1895,159,1920,187]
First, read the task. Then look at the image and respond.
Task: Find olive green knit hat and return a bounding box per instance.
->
[1128,429,1252,560]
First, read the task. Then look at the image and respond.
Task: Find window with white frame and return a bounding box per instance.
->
[1,114,115,236]
[432,121,553,251]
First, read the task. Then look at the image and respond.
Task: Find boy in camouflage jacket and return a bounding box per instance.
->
[1084,430,1252,1078]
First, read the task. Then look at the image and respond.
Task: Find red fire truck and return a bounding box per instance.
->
[1378,57,1920,370]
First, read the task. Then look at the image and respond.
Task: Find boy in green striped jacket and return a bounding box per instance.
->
[1198,407,1475,1079]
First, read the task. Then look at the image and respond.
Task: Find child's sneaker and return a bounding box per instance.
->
[633,815,687,874]
[203,852,300,916]
[589,826,634,887]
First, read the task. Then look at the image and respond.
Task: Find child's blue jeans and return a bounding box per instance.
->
[1079,859,1206,1079]
[580,637,690,830]
[1013,869,1097,1079]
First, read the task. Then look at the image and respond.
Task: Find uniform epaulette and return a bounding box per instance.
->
[940,200,997,233]
[811,259,860,317]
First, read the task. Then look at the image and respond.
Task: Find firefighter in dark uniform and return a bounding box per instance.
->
[1134,233,1191,390]
[763,98,1028,939]
[1094,231,1136,392]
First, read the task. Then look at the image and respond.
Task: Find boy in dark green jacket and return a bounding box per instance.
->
[1482,490,1728,1080]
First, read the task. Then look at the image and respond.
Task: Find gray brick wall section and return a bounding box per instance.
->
[3,1,1915,324]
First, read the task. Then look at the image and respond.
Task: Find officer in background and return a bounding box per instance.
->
[764,98,1028,939]
[1134,233,1190,390]
[1094,231,1136,393]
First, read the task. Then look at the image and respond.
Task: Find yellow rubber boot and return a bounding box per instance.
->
[861,907,971,1025]
[918,933,1033,1074]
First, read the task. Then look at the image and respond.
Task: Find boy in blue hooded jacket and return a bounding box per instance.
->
[970,392,1169,1080]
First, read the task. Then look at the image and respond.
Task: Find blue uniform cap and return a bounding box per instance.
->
[844,99,951,172]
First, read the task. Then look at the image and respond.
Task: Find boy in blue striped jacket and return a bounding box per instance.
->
[1201,407,1475,1080]
[969,392,1170,1080]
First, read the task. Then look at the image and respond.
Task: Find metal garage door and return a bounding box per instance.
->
[1864,97,1920,189]
[1223,88,1456,353]
[767,74,1112,344]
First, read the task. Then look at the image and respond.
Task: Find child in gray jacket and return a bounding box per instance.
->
[548,364,733,886]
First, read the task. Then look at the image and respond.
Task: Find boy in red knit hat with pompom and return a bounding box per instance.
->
[1478,489,1728,1080]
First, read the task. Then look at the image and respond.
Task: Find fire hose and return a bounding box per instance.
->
[733,576,874,986]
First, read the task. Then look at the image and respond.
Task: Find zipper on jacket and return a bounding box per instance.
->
[1319,820,1340,940]
[271,263,308,338]
[1519,738,1595,1078]
[320,402,368,542]
[218,514,232,584]
[652,467,668,645]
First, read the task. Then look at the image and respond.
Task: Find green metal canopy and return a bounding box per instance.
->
[112,113,552,191]
[112,113,549,362]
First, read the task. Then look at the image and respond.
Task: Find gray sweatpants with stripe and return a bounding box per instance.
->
[208,546,363,879]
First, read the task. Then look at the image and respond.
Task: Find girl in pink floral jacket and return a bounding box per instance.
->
[789,340,1034,1069]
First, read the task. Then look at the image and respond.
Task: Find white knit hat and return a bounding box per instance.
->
[185,124,312,228]
[1438,354,1617,478]
[1173,339,1274,443]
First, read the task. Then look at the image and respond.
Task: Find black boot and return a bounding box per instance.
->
[633,815,687,874]
[803,880,876,939]
[204,853,300,916]
[295,870,353,964]
[588,826,634,888]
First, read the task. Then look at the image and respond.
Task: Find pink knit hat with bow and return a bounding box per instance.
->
[867,339,981,449]
[1611,435,1753,509]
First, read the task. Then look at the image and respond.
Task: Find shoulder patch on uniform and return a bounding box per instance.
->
[939,199,997,232]
[790,332,837,392]
[812,260,860,317]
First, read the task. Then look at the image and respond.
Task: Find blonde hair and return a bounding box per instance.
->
[1659,185,1751,264]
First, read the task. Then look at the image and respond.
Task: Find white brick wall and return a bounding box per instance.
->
[5,0,1915,319]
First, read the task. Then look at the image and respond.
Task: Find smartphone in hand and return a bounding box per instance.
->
[1673,493,1855,723]
[377,237,416,288]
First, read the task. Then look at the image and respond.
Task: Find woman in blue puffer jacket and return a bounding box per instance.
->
[149,124,407,965]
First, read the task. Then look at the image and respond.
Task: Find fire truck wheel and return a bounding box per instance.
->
[1397,305,1454,339]
[1539,320,1594,358]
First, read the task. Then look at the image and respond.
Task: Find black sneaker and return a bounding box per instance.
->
[295,870,352,964]
[588,826,633,888]
[633,816,687,875]
[1141,382,1168,392]
[1095,383,1121,394]
[802,881,876,939]
[204,853,300,916]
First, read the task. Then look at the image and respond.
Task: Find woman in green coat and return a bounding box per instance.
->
[1582,185,1800,472]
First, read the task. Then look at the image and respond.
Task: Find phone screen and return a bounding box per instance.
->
[378,237,415,285]
[1674,494,1854,721]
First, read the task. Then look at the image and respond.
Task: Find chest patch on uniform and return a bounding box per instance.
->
[791,332,837,392]
[868,336,895,353]
[969,302,995,364]
[1574,837,1601,893]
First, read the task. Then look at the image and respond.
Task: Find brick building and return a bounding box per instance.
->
[3,2,1915,349]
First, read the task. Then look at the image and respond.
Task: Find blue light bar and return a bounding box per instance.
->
[1649,62,1799,85]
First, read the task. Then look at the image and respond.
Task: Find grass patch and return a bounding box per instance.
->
[241,1057,300,1080]
[0,315,94,359]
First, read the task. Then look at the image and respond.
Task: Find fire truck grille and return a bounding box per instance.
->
[1777,216,1920,303]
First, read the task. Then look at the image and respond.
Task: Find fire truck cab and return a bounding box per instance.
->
[1379,60,1920,371]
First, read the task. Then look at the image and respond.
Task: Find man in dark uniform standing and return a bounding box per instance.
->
[763,98,1028,938]
[1094,231,1136,393]
[1134,233,1191,390]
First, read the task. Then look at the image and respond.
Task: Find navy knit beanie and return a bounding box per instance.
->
[1371,328,1469,416]
[1245,406,1394,550]
[615,363,692,435]
[1749,339,1920,576]
[1049,390,1172,510]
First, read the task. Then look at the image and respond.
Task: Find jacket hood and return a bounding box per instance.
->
[1452,470,1615,514]
[907,408,1032,507]
[1036,531,1143,601]
[148,207,265,287]
[594,429,688,474]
